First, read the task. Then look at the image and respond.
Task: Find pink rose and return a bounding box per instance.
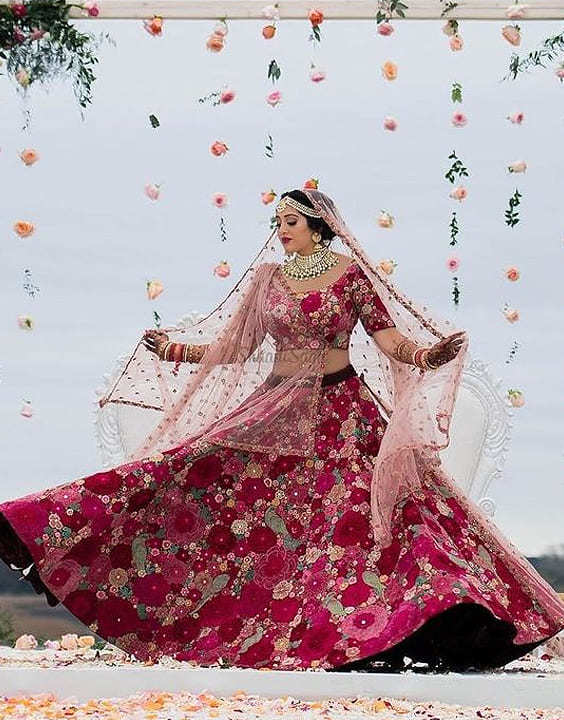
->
[143,16,163,37]
[383,116,397,131]
[15,68,30,87]
[502,24,521,46]
[20,400,33,418]
[60,633,79,650]
[82,1,99,16]
[220,88,236,104]
[503,307,520,323]
[15,634,37,650]
[261,4,280,20]
[261,190,276,205]
[505,266,520,281]
[556,67,564,81]
[507,389,525,407]
[44,640,60,650]
[377,210,394,228]
[210,141,229,156]
[442,20,457,36]
[20,148,39,165]
[508,160,527,173]
[507,111,525,124]
[206,32,225,52]
[144,183,160,200]
[505,4,529,19]
[266,90,282,106]
[10,3,27,19]
[452,112,467,127]
[449,186,467,201]
[377,22,394,36]
[146,280,163,300]
[449,34,464,51]
[212,192,228,208]
[446,256,460,272]
[213,261,231,278]
[310,67,326,83]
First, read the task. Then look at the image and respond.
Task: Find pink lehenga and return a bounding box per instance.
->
[1,189,563,672]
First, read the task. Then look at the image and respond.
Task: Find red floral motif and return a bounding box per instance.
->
[133,573,171,607]
[255,546,297,589]
[333,510,371,547]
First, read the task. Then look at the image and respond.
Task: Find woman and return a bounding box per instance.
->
[0,188,562,673]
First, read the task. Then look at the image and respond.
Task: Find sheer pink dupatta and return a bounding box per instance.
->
[302,190,469,547]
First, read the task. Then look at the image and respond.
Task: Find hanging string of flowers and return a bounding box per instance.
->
[0,0,114,119]
[445,150,468,306]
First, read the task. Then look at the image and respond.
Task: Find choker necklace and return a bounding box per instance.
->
[282,246,340,280]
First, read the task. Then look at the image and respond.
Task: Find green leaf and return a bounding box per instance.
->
[362,571,383,596]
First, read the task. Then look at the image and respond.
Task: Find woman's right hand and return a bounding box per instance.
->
[143,329,169,358]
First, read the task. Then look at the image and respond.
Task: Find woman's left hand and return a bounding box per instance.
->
[427,330,467,367]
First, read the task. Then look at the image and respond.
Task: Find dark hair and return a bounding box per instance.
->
[279,189,335,246]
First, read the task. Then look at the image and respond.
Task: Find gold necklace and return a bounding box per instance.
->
[282,246,340,280]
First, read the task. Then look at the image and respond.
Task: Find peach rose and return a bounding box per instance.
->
[507,389,525,407]
[502,25,521,46]
[14,220,35,237]
[556,67,564,81]
[146,280,164,300]
[15,634,37,650]
[382,61,398,81]
[214,261,231,278]
[446,256,460,272]
[20,148,39,165]
[220,88,236,104]
[449,186,467,201]
[505,266,520,281]
[308,9,324,25]
[508,160,527,173]
[206,33,224,52]
[452,112,467,127]
[15,68,30,87]
[378,259,397,275]
[303,178,319,189]
[310,67,326,83]
[261,190,276,205]
[383,116,397,131]
[449,34,464,51]
[503,307,520,323]
[17,315,34,330]
[505,3,529,19]
[143,16,163,36]
[212,192,228,208]
[377,22,394,36]
[210,141,229,156]
[507,111,525,124]
[60,633,79,650]
[262,25,276,39]
[266,90,282,106]
[78,635,96,649]
[144,183,160,200]
[20,401,33,418]
[377,211,394,228]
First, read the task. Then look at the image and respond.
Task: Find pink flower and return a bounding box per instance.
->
[452,112,467,127]
[44,640,60,650]
[310,67,326,83]
[505,4,529,19]
[15,68,30,87]
[20,400,33,418]
[82,1,99,17]
[220,88,236,104]
[261,4,280,20]
[261,190,276,205]
[503,307,520,323]
[508,160,527,173]
[29,27,46,40]
[442,20,457,36]
[377,210,394,228]
[505,266,520,281]
[383,116,397,131]
[17,315,33,330]
[143,16,163,37]
[266,90,282,106]
[377,22,394,36]
[556,67,564,81]
[378,259,397,275]
[449,186,467,201]
[20,148,39,165]
[342,604,389,640]
[502,24,521,46]
[446,256,460,272]
[144,183,160,200]
[449,34,464,51]
[60,633,79,650]
[206,32,225,52]
[210,141,229,156]
[507,111,525,124]
[10,3,27,19]
[212,192,228,208]
[213,260,231,278]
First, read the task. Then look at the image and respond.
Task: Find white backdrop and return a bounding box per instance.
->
[1,18,563,554]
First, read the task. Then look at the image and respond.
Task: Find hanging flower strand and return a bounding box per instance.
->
[0,0,113,116]
[308,8,324,44]
[261,3,279,39]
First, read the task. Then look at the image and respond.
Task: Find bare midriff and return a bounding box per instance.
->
[271,347,351,376]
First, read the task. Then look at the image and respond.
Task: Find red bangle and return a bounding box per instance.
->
[172,343,184,363]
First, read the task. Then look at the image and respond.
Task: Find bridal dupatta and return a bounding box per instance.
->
[98,189,468,551]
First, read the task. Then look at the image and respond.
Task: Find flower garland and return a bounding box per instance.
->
[0,0,114,119]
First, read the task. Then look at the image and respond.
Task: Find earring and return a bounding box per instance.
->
[312,232,322,251]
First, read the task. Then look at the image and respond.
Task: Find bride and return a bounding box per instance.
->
[0,188,562,672]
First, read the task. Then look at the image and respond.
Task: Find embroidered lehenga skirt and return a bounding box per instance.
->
[1,363,563,671]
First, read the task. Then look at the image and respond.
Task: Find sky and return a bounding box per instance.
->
[1,17,563,555]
